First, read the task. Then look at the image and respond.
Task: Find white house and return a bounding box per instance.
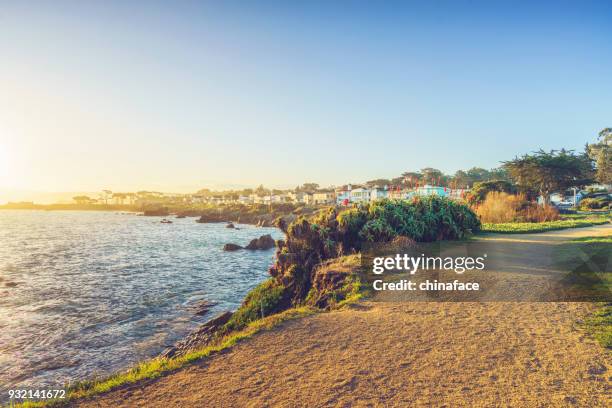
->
[350,187,371,203]
[313,190,335,205]
[370,186,388,201]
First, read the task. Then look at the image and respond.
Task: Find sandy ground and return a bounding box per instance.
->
[73,225,611,408]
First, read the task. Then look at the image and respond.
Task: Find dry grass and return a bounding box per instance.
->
[476,192,560,223]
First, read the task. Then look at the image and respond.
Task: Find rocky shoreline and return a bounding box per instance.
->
[161,311,233,358]
[161,233,281,359]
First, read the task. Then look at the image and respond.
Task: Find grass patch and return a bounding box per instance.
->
[481,218,609,233]
[10,306,316,408]
[571,236,612,243]
[223,278,290,332]
[560,212,611,220]
[551,238,611,301]
[582,303,612,349]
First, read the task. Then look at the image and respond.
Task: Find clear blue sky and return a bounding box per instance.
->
[1,0,610,196]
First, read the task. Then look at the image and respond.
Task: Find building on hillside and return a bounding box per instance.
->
[413,185,448,197]
[313,190,335,205]
[350,187,371,203]
[288,191,304,203]
[111,193,137,205]
[370,186,389,201]
[278,193,292,203]
[335,185,351,205]
[302,193,314,205]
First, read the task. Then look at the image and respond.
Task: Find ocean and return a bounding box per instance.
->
[0,210,282,399]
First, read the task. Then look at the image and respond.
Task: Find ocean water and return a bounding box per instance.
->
[0,210,282,398]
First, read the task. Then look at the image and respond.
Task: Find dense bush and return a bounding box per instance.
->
[270,197,480,304]
[358,197,481,242]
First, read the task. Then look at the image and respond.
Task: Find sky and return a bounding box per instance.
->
[1,0,611,202]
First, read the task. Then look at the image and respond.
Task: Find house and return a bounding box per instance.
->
[288,191,301,202]
[335,184,370,204]
[303,193,314,205]
[350,187,371,203]
[405,185,449,199]
[335,185,351,205]
[370,186,388,201]
[312,190,335,205]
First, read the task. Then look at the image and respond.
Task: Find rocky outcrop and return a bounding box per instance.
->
[161,311,233,359]
[223,243,243,251]
[245,234,275,250]
[223,234,275,251]
[188,300,217,316]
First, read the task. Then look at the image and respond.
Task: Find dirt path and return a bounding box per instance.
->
[73,225,611,408]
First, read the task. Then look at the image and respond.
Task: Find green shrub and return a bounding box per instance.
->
[224,279,290,331]
[270,197,480,306]
[580,197,610,210]
[359,197,480,242]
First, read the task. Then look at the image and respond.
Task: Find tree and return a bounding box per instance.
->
[401,171,422,184]
[420,168,444,185]
[391,176,406,186]
[365,178,392,187]
[488,167,510,182]
[465,167,490,182]
[587,128,612,185]
[73,195,93,205]
[298,183,319,193]
[503,149,593,204]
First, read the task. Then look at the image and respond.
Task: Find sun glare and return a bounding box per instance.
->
[0,142,12,183]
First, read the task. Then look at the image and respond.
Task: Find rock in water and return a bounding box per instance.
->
[226,222,235,229]
[189,300,218,316]
[223,243,243,251]
[245,234,275,250]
